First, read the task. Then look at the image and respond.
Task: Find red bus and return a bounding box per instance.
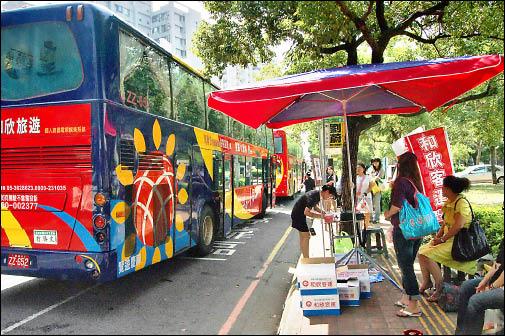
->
[273,129,305,198]
[1,3,275,282]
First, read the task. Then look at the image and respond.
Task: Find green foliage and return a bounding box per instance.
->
[195,0,505,183]
[381,188,391,211]
[474,204,504,256]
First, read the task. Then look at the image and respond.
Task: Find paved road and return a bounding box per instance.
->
[1,197,299,335]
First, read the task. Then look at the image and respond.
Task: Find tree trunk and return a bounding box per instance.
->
[341,115,381,211]
[476,141,483,164]
[491,145,497,184]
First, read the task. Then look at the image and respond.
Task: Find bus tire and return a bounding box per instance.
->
[257,193,268,219]
[194,206,216,256]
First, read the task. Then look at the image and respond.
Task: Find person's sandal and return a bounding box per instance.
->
[394,301,407,308]
[426,292,441,302]
[396,309,422,317]
[419,281,433,296]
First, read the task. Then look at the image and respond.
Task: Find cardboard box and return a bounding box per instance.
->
[300,294,341,317]
[337,279,360,306]
[297,257,338,296]
[336,264,371,299]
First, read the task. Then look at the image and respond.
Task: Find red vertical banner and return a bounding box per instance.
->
[404,127,454,222]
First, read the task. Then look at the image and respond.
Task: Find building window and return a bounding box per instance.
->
[124,8,130,16]
[174,13,185,24]
[115,4,122,13]
[176,25,185,35]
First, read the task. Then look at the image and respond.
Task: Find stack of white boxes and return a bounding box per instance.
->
[297,257,340,317]
[336,264,372,304]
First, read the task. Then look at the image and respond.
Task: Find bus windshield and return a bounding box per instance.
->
[1,21,83,101]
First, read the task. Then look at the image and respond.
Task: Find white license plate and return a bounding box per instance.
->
[33,230,58,245]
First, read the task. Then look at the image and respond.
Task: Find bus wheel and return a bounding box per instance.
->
[195,206,216,256]
[257,193,268,219]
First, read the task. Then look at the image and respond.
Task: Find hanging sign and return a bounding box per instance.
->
[325,122,345,148]
[400,127,455,222]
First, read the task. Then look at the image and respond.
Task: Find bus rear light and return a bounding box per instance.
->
[96,232,106,243]
[94,215,106,229]
[75,255,83,263]
[77,5,84,21]
[94,193,107,206]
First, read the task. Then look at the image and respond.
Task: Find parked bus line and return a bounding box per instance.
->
[1,3,276,282]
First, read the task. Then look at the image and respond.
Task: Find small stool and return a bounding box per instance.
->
[365,227,388,258]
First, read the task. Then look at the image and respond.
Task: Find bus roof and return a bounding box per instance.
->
[1,1,220,90]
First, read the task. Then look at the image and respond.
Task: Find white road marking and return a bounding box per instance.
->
[1,285,98,335]
[179,257,227,261]
[1,275,35,291]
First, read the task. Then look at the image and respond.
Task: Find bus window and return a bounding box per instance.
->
[224,156,231,192]
[119,31,171,116]
[244,125,255,144]
[252,157,262,185]
[231,120,244,141]
[2,22,83,101]
[171,62,206,129]
[205,83,228,135]
[274,136,283,154]
[245,157,252,185]
[234,155,246,187]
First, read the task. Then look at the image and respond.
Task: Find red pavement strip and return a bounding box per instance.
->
[278,246,457,335]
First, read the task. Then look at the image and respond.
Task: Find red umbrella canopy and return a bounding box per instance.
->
[208,55,504,129]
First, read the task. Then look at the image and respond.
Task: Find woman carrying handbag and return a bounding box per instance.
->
[417,175,478,302]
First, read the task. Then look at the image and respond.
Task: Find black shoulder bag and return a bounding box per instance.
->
[451,197,491,262]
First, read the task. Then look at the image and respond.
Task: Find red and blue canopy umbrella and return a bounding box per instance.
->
[208,54,504,129]
[208,54,504,275]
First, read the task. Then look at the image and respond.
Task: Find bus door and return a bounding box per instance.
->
[270,156,277,207]
[174,150,192,252]
[222,154,233,236]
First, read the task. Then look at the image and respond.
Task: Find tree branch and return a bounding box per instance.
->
[442,82,498,107]
[401,30,451,44]
[336,1,379,50]
[363,1,374,21]
[375,0,388,32]
[319,36,366,54]
[394,1,449,34]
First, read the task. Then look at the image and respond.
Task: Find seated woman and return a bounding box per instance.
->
[418,175,477,302]
[456,238,503,335]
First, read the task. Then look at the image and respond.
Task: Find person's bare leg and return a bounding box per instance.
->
[299,231,311,258]
[418,254,433,294]
[426,259,443,301]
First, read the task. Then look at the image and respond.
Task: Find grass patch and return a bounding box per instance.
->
[463,183,504,206]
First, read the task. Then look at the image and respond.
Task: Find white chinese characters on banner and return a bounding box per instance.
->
[1,117,41,135]
[402,127,454,223]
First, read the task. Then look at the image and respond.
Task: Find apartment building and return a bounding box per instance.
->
[90,1,152,37]
[151,2,202,69]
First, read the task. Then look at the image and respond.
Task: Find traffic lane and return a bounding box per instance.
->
[1,198,299,335]
[228,202,299,334]
[1,277,95,332]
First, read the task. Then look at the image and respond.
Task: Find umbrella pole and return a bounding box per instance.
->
[340,101,401,290]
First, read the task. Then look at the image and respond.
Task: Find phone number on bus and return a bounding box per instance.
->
[1,185,67,191]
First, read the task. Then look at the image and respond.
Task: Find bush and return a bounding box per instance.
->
[381,189,391,211]
[379,190,503,256]
[474,204,504,256]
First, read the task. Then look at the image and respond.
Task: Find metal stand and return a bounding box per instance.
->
[320,96,401,290]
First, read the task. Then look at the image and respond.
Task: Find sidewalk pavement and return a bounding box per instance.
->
[278,217,458,335]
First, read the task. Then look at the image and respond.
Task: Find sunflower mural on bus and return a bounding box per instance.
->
[113,119,187,277]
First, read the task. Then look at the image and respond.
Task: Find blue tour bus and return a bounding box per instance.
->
[1,2,275,282]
